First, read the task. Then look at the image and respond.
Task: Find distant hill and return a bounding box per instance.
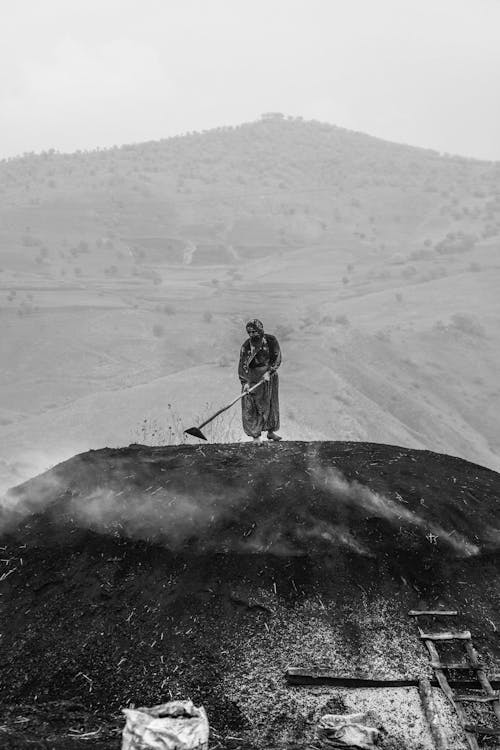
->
[1,115,500,276]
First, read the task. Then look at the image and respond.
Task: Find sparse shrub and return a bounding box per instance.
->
[335,314,350,326]
[203,310,213,323]
[390,253,406,265]
[275,323,294,341]
[17,301,35,317]
[424,266,447,281]
[77,240,89,253]
[481,225,498,239]
[395,292,403,303]
[468,261,481,272]
[409,248,432,261]
[22,235,40,247]
[375,329,391,342]
[152,323,165,337]
[401,265,417,278]
[435,232,476,255]
[450,313,485,337]
[342,276,349,285]
[131,411,186,446]
[300,306,321,328]
[163,303,176,315]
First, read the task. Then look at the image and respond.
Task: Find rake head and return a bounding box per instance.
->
[184,427,207,441]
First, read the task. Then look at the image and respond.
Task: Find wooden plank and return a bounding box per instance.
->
[455,694,499,703]
[409,610,458,617]
[285,669,500,689]
[430,661,483,671]
[423,639,480,750]
[441,679,500,689]
[419,629,471,641]
[286,669,416,687]
[419,678,448,750]
[464,642,500,724]
[464,724,500,736]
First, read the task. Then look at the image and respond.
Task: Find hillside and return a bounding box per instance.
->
[1,116,500,490]
[1,441,499,748]
[2,116,500,266]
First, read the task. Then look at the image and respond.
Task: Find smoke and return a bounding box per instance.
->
[66,484,373,556]
[312,466,480,557]
[1,466,376,556]
[0,445,82,513]
[230,515,373,557]
[0,450,483,558]
[0,470,66,533]
[66,484,239,550]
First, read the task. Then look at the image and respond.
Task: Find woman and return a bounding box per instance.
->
[238,319,282,444]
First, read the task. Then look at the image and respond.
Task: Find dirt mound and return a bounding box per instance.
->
[1,441,499,749]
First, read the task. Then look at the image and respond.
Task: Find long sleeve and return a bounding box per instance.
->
[268,335,282,372]
[238,341,249,383]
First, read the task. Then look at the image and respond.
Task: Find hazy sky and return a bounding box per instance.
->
[1,0,499,161]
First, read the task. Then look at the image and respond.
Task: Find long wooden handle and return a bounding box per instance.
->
[197,377,268,429]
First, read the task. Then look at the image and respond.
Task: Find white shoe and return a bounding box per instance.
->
[252,436,263,445]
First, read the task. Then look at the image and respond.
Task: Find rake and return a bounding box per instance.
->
[184,377,267,441]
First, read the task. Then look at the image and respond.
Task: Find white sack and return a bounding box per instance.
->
[317,711,380,749]
[122,700,209,750]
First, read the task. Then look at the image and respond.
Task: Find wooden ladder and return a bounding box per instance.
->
[409,610,500,749]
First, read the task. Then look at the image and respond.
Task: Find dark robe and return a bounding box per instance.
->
[238,333,282,438]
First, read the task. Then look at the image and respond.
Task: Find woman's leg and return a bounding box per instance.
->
[241,392,263,438]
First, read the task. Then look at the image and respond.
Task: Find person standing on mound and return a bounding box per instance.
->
[238,319,282,444]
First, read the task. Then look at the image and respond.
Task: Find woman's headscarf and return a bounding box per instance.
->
[246,319,264,335]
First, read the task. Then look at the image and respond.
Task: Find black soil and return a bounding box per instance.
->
[1,441,499,748]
